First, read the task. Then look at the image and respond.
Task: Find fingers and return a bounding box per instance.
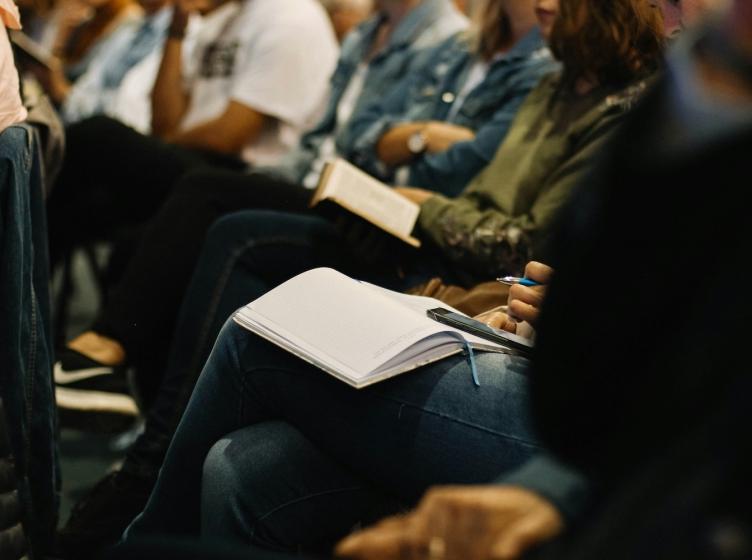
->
[507,284,544,322]
[476,311,507,328]
[523,261,554,284]
[489,505,564,560]
[335,515,424,560]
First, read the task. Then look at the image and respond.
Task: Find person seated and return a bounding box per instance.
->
[45,0,339,264]
[334,2,752,559]
[52,0,473,417]
[1,4,58,555]
[41,0,174,123]
[55,0,465,553]
[115,0,665,552]
[46,0,142,81]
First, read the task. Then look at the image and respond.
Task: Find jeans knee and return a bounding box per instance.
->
[200,422,320,546]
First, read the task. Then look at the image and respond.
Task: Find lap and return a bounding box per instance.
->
[217,319,538,502]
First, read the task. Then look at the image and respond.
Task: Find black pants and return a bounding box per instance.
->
[91,167,312,394]
[48,116,310,391]
[47,115,245,267]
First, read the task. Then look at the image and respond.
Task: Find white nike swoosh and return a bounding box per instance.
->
[54,362,114,384]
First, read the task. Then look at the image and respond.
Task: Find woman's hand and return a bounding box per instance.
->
[474,307,519,333]
[395,186,435,206]
[507,262,553,328]
[335,486,564,560]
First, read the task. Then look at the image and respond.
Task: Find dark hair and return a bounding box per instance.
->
[472,0,513,61]
[549,0,666,90]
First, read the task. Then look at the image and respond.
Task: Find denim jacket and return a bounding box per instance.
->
[344,28,558,197]
[272,0,468,183]
[0,124,58,557]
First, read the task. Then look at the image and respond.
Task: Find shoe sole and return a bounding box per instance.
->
[56,387,139,434]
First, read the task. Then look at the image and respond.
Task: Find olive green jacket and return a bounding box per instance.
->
[417,73,650,278]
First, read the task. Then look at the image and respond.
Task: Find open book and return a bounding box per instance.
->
[233,268,517,389]
[311,158,421,248]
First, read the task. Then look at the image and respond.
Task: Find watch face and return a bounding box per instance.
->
[408,131,427,154]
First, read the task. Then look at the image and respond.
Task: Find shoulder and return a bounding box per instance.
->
[413,5,468,50]
[601,79,653,114]
[237,0,329,31]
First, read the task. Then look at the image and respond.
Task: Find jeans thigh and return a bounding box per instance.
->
[202,421,403,550]
[236,323,539,503]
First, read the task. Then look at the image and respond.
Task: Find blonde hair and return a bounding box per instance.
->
[470,0,512,60]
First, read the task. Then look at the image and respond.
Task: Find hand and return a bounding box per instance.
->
[395,186,434,206]
[335,486,564,560]
[507,262,553,328]
[474,307,518,334]
[423,121,475,154]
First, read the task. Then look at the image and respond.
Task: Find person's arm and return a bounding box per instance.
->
[416,114,625,278]
[405,72,549,197]
[150,0,195,137]
[335,483,565,560]
[164,100,268,154]
[376,121,475,167]
[341,35,458,175]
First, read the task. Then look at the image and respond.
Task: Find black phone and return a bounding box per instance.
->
[426,308,533,356]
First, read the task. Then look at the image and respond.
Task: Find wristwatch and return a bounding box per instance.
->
[407,130,428,155]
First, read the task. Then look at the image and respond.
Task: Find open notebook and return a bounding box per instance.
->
[233,268,518,388]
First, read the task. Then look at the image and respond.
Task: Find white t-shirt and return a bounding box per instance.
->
[302,62,368,189]
[110,14,202,134]
[0,0,27,133]
[179,0,339,166]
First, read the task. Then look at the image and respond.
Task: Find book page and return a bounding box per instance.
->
[314,159,420,242]
[235,268,450,380]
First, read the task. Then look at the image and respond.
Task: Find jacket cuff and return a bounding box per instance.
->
[417,193,451,238]
[350,118,400,177]
[495,454,591,522]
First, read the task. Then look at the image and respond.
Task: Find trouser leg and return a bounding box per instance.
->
[122,209,441,480]
[93,170,312,367]
[46,116,211,267]
[202,421,403,551]
[121,210,353,479]
[125,319,538,546]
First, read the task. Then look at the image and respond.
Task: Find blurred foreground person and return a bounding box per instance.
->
[337,2,752,559]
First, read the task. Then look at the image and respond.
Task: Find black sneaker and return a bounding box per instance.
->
[54,349,138,433]
[57,470,154,560]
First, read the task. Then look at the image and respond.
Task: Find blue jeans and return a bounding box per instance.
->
[124,210,455,479]
[124,319,538,551]
[0,125,58,555]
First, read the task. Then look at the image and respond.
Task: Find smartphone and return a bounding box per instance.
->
[426,308,533,356]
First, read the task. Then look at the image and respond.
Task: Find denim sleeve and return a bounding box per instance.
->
[407,78,539,197]
[495,453,591,523]
[342,45,443,179]
[342,77,414,179]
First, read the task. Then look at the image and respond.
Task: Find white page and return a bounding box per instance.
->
[235,268,451,378]
[326,160,419,236]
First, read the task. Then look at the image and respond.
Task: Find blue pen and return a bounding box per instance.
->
[498,276,541,287]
